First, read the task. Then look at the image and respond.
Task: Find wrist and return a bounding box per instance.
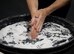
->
[42,8,50,16]
[31,10,38,17]
[44,6,56,16]
[44,8,52,15]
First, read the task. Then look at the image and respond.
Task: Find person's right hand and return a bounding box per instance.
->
[30,10,39,39]
[30,11,39,26]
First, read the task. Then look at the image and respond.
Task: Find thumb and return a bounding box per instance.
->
[30,18,36,26]
[31,16,39,26]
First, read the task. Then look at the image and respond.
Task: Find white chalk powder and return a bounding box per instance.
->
[0,21,72,49]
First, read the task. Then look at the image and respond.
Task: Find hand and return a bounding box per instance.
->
[30,9,49,39]
[30,10,39,39]
[30,10,39,26]
[35,9,48,32]
[30,24,38,39]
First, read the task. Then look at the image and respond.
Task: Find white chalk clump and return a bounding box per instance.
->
[0,21,72,49]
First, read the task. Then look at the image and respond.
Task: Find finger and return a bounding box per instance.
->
[36,21,44,32]
[37,22,43,32]
[31,18,35,25]
[31,16,39,26]
[31,11,40,26]
[35,16,41,27]
[35,15,42,31]
[30,25,38,39]
[35,17,45,32]
[30,18,36,26]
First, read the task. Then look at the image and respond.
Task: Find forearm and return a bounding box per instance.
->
[27,0,38,16]
[45,0,70,15]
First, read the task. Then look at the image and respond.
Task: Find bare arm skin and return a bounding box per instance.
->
[27,0,39,39]
[27,0,70,39]
[27,0,38,16]
[43,0,70,16]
